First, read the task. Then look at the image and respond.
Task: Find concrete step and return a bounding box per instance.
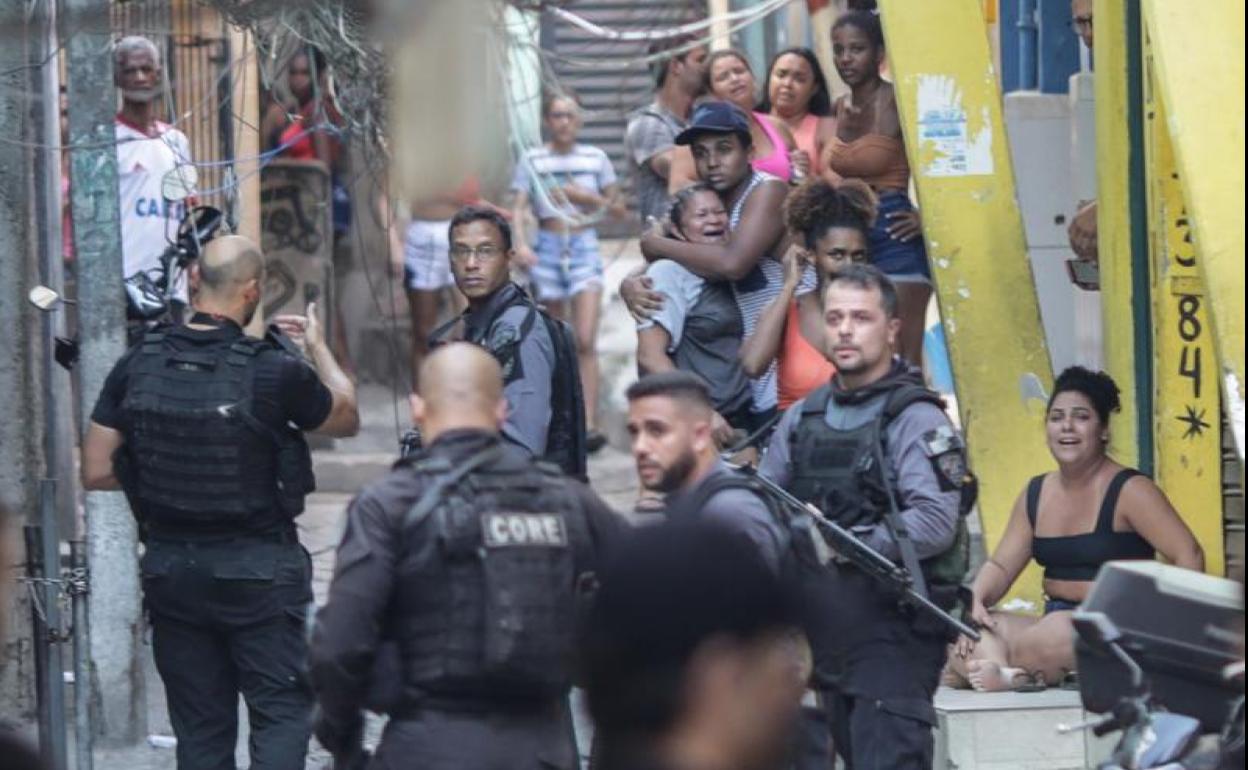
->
[934,687,1116,770]
[312,450,395,493]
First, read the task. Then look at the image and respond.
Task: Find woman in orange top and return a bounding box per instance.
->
[759,47,839,180]
[738,179,877,409]
[822,10,931,367]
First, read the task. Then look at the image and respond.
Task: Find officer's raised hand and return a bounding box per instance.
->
[272,300,323,357]
[272,300,360,437]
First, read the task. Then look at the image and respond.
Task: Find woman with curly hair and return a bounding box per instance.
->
[738,178,877,409]
[946,367,1204,691]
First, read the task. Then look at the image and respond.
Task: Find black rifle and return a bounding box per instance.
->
[731,463,980,642]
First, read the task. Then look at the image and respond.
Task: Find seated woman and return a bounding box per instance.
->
[636,184,752,437]
[738,179,876,409]
[947,367,1204,691]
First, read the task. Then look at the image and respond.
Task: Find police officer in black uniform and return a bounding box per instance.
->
[429,205,587,479]
[759,265,972,770]
[82,235,360,770]
[625,371,789,573]
[308,342,623,770]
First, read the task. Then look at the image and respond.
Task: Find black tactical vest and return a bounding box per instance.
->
[788,381,974,601]
[393,446,595,702]
[430,284,588,480]
[118,328,313,529]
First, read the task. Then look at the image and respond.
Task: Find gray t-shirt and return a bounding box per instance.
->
[624,101,687,225]
[638,260,752,415]
[758,378,961,561]
[667,460,789,574]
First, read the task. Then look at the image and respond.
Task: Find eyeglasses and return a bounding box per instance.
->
[450,244,503,263]
[1071,15,1093,31]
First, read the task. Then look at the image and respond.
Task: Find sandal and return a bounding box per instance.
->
[1059,670,1080,691]
[1014,670,1048,693]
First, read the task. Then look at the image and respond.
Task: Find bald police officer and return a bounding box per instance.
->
[309,343,623,769]
[83,235,359,770]
[429,205,587,479]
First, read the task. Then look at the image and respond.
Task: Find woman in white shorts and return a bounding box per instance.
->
[512,90,627,452]
[402,179,480,389]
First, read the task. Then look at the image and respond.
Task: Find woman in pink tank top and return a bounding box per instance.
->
[667,50,797,189]
[759,47,840,180]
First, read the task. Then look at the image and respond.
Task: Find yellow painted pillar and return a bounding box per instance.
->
[877,0,1054,607]
[1143,33,1225,575]
[1094,0,1145,469]
[1142,0,1246,466]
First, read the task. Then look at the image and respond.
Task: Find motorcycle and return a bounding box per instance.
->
[30,167,225,368]
[1062,610,1238,770]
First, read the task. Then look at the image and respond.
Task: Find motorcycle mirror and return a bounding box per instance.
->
[1072,611,1123,646]
[28,285,72,311]
[161,165,199,202]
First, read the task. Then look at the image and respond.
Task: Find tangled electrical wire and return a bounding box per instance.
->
[207,0,388,170]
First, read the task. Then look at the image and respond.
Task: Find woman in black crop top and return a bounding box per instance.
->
[945,367,1203,692]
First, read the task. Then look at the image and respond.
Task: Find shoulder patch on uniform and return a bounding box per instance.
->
[921,425,962,457]
[481,512,569,548]
[923,425,968,490]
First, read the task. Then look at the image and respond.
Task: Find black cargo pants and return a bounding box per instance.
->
[140,535,314,770]
[371,700,577,770]
[824,616,947,770]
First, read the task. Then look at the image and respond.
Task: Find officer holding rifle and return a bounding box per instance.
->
[757,265,975,770]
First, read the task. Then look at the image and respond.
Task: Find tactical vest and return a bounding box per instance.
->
[393,447,595,702]
[788,382,974,595]
[431,287,588,480]
[118,328,313,528]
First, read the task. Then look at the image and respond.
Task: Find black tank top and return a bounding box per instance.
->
[1028,468,1155,582]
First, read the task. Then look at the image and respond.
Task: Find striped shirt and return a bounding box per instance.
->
[729,171,817,413]
[511,143,617,221]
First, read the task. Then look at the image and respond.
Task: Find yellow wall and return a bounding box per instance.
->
[877,0,1054,608]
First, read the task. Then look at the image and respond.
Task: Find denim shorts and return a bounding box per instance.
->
[1044,597,1080,614]
[530,229,604,301]
[869,190,932,280]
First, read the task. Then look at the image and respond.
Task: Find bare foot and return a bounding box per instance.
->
[940,663,968,689]
[967,660,1028,692]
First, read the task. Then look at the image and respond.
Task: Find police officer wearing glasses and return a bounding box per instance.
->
[309,342,623,769]
[759,265,973,770]
[82,235,359,770]
[429,205,588,480]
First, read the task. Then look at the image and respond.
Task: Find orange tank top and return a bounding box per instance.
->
[777,300,836,410]
[824,134,910,191]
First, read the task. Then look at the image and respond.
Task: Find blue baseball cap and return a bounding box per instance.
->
[674,100,752,146]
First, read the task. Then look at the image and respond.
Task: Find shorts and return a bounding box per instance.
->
[1044,597,1079,614]
[869,190,932,280]
[403,219,453,291]
[530,229,604,301]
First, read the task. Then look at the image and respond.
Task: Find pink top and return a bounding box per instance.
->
[751,111,792,181]
[790,114,821,172]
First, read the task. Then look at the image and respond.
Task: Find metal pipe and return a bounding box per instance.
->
[39,481,69,770]
[1017,0,1038,90]
[70,540,93,770]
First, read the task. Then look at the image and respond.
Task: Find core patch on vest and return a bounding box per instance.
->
[481,513,568,548]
